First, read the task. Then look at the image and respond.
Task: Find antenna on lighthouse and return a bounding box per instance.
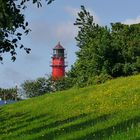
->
[50,42,67,80]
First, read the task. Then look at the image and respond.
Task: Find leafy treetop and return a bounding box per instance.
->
[0,0,54,62]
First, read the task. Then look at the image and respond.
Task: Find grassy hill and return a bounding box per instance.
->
[0,75,140,140]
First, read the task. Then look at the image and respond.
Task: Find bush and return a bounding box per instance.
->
[87,73,112,85]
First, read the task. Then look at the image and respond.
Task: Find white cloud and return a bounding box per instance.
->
[123,16,140,25]
[65,6,101,25]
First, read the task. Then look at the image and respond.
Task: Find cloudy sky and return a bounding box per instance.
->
[0,0,140,88]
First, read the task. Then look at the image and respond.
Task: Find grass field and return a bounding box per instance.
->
[0,74,140,140]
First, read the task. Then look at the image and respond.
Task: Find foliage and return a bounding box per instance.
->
[110,23,140,77]
[0,87,17,100]
[87,73,112,85]
[0,74,139,139]
[0,0,54,61]
[68,6,140,87]
[21,75,73,98]
[21,77,52,98]
[52,76,74,91]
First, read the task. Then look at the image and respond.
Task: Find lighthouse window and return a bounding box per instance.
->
[53,50,56,55]
[53,49,64,57]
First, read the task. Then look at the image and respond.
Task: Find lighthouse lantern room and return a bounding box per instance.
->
[50,42,67,80]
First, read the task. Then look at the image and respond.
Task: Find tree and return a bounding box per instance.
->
[110,23,140,76]
[21,77,53,98]
[68,6,112,86]
[0,87,17,101]
[68,6,140,87]
[0,0,54,62]
[51,76,73,91]
[21,75,74,98]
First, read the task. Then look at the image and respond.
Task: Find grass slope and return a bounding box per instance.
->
[0,75,140,140]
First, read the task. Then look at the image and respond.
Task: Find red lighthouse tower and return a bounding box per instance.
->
[51,42,67,80]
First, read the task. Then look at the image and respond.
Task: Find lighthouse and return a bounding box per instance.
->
[50,42,67,80]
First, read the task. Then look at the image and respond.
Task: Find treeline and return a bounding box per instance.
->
[0,88,17,101]
[21,77,72,98]
[67,6,140,87]
[0,76,71,100]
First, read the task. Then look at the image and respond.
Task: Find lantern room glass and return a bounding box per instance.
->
[53,49,64,57]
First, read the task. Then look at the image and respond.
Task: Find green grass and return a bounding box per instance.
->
[0,74,140,140]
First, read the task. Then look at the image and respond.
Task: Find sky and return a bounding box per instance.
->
[0,0,140,88]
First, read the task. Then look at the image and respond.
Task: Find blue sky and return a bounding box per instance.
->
[0,0,140,88]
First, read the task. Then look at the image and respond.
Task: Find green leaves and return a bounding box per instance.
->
[0,87,17,100]
[111,23,140,76]
[24,48,31,54]
[12,39,18,43]
[0,0,55,62]
[69,6,140,87]
[46,0,55,5]
[21,77,52,98]
[0,0,30,61]
[5,33,8,37]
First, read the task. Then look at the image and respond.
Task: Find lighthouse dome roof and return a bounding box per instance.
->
[54,42,64,50]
